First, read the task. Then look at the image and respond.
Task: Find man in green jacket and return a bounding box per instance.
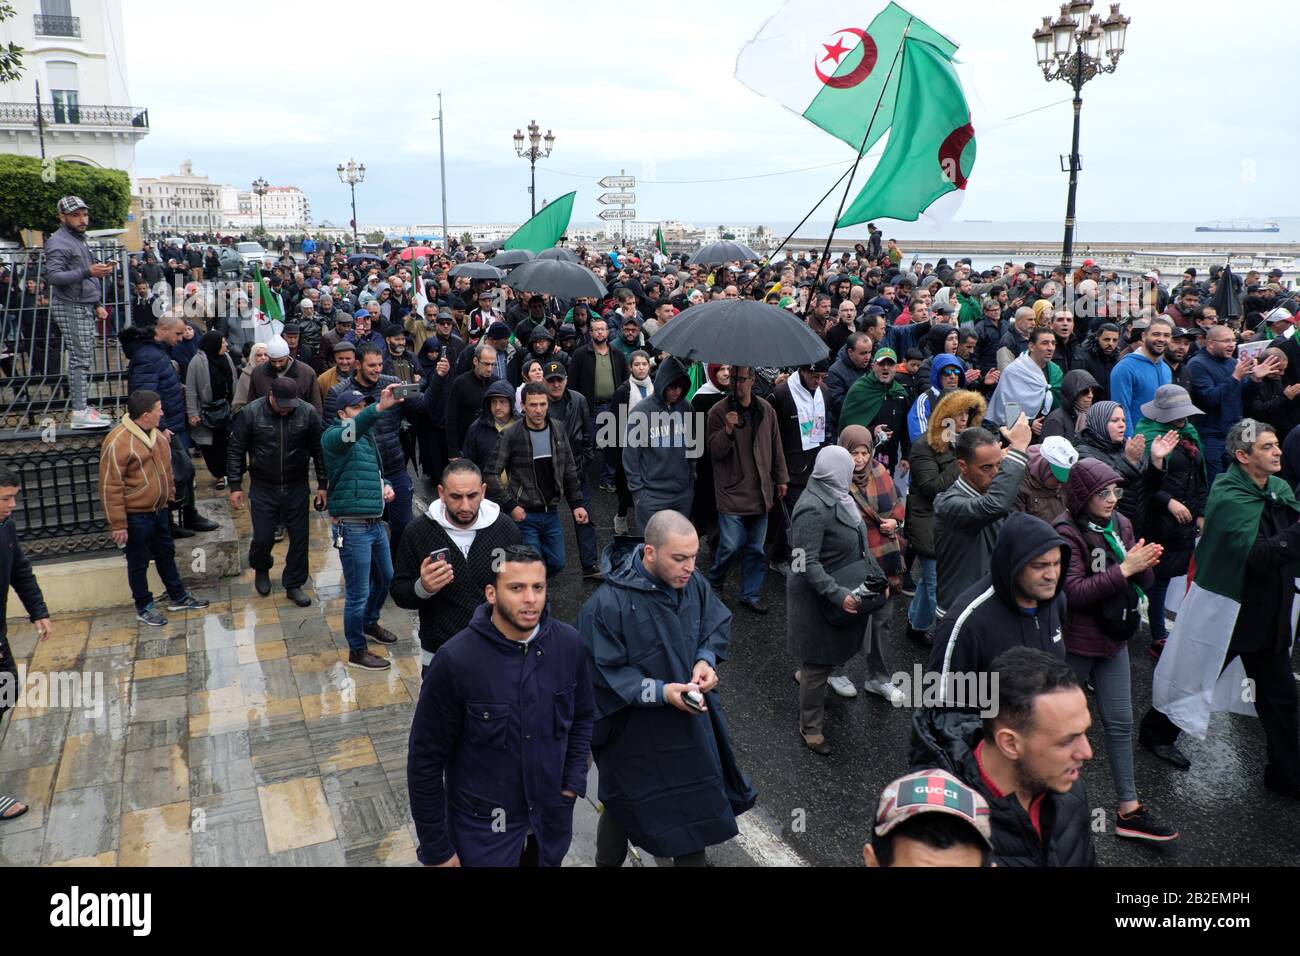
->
[955,278,983,328]
[323,384,401,671]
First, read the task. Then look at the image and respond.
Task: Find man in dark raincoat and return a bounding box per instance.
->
[579,510,757,866]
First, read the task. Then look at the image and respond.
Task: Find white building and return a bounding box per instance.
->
[0,0,149,181]
[137,161,222,236]
[248,185,311,231]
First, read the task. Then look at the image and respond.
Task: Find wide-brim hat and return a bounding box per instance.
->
[1140,384,1202,423]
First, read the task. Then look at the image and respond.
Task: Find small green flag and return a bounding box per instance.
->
[503,192,577,253]
[837,38,975,227]
[252,261,283,335]
[656,224,667,255]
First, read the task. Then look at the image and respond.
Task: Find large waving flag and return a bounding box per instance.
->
[837,38,976,226]
[735,1,956,153]
[503,191,576,253]
[251,262,283,341]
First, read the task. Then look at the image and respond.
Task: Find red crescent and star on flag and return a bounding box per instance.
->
[814,27,878,89]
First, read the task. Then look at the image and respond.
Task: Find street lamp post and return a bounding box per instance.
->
[252,176,269,235]
[336,159,365,248]
[512,120,555,217]
[1033,1,1130,273]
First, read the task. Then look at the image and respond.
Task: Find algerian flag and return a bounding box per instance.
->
[735,1,956,153]
[251,262,283,341]
[1152,463,1300,738]
[655,224,667,255]
[838,38,975,227]
[503,191,576,253]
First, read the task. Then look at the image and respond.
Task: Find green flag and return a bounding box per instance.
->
[838,38,975,227]
[656,224,667,255]
[503,191,576,253]
[252,261,283,335]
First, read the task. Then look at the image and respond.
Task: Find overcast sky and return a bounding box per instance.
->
[123,0,1292,228]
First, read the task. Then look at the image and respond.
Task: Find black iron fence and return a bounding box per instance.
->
[33,14,80,37]
[0,102,149,129]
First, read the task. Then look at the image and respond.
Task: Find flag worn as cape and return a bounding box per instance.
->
[1151,463,1300,738]
[735,1,956,153]
[838,37,976,227]
[838,368,908,430]
[503,192,576,253]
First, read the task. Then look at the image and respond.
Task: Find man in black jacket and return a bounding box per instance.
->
[1073,323,1121,400]
[545,362,600,579]
[568,316,628,489]
[445,343,499,457]
[910,647,1097,867]
[227,376,327,606]
[390,460,521,675]
[0,464,52,822]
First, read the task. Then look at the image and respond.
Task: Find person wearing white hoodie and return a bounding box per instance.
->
[389,459,522,674]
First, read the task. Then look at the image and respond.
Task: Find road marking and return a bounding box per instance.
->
[734,810,809,867]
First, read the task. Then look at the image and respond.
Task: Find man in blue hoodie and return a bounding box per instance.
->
[407,545,594,867]
[1108,317,1174,437]
[623,356,697,534]
[906,354,966,443]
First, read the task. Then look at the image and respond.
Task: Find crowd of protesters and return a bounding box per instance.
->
[2,196,1300,868]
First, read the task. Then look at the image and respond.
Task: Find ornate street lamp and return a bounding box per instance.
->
[513,120,555,217]
[252,176,270,234]
[1034,1,1130,271]
[336,159,365,247]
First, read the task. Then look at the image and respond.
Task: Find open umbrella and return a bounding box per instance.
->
[398,246,436,261]
[647,299,829,367]
[492,249,536,269]
[504,259,606,299]
[449,262,506,280]
[688,240,760,266]
[536,247,580,263]
[347,253,384,267]
[1207,261,1241,319]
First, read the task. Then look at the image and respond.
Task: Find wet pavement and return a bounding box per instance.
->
[2,472,1298,866]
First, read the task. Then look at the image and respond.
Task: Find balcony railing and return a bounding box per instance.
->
[0,102,149,129]
[34,14,81,37]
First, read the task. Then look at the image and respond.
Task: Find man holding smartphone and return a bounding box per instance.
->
[45,196,113,429]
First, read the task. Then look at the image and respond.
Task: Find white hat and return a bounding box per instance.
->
[266,335,290,359]
[1040,435,1078,483]
[1143,270,1159,280]
[1265,307,1293,325]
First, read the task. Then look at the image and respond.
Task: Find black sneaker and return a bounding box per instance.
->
[1115,806,1179,842]
[898,572,917,597]
[599,480,617,494]
[285,587,312,608]
[136,605,167,627]
[347,649,391,671]
[1140,739,1191,771]
[166,593,210,612]
[254,569,271,596]
[582,566,604,581]
[364,622,398,645]
[739,599,769,615]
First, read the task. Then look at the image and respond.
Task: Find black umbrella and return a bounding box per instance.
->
[491,249,536,269]
[536,247,580,263]
[688,240,759,266]
[347,253,383,267]
[504,259,606,299]
[647,300,829,367]
[1207,261,1241,319]
[449,262,506,280]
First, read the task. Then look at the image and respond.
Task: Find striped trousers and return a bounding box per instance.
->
[48,300,96,411]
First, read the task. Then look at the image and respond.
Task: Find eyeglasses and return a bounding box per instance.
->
[1094,488,1124,502]
[940,368,962,377]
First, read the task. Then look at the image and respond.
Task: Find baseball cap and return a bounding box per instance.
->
[334,388,366,410]
[477,289,494,300]
[58,195,89,215]
[1040,435,1079,484]
[874,769,993,849]
[1266,307,1294,325]
[543,361,567,380]
[486,321,511,340]
[1171,326,1198,339]
[269,376,300,408]
[436,308,454,322]
[873,347,899,364]
[352,308,368,320]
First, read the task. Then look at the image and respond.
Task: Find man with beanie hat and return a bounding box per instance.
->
[243,334,323,416]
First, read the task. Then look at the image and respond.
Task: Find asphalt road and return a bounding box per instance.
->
[414,473,1300,867]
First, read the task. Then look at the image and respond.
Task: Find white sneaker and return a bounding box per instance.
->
[70,407,110,429]
[863,677,907,705]
[613,514,629,536]
[827,674,858,699]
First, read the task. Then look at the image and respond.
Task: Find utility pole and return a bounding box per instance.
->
[35,81,46,159]
[437,93,449,252]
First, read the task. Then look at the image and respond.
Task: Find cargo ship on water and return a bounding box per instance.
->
[1195,219,1280,233]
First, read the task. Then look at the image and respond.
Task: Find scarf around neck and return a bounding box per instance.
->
[789,372,826,451]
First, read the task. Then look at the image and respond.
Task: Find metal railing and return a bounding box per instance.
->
[34,14,81,37]
[0,102,149,129]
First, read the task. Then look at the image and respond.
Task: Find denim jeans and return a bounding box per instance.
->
[520,510,565,575]
[591,401,614,484]
[1147,576,1172,641]
[125,509,188,611]
[709,512,769,602]
[574,471,598,569]
[1203,435,1228,486]
[384,468,414,560]
[339,520,394,653]
[1067,648,1137,803]
[907,556,938,631]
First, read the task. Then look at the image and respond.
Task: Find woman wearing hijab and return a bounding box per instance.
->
[787,446,887,755]
[837,426,907,703]
[185,330,238,488]
[1041,369,1101,442]
[1074,400,1177,540]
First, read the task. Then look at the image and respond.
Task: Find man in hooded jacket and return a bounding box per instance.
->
[622,357,697,534]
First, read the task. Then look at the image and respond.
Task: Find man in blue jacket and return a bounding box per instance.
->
[579,511,757,866]
[1187,324,1279,483]
[1108,317,1174,437]
[407,545,594,867]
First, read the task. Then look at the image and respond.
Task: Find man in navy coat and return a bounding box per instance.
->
[579,510,757,866]
[407,545,594,867]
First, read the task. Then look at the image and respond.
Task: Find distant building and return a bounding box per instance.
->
[137,161,221,236]
[0,0,150,181]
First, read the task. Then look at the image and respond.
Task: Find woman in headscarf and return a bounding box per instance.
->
[1041,368,1101,443]
[688,364,731,544]
[185,330,237,488]
[837,426,906,703]
[1074,400,1177,540]
[786,446,887,755]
